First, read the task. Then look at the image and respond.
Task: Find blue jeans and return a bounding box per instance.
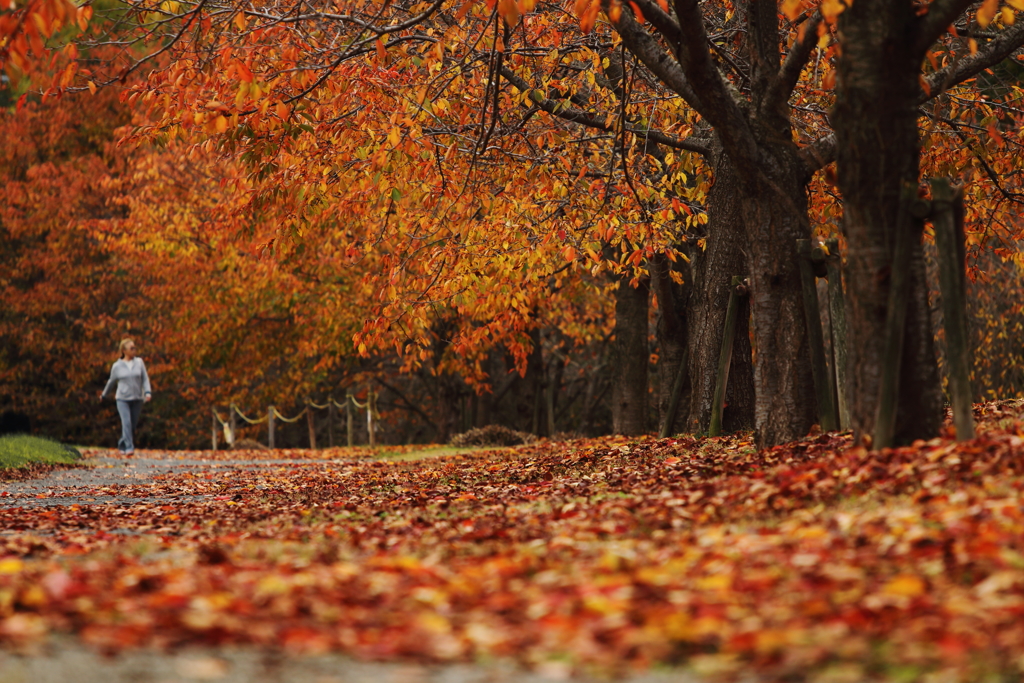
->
[116,399,144,453]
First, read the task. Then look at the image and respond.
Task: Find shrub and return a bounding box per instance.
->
[450,425,536,448]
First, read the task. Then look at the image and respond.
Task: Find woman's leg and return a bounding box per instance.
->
[116,400,134,453]
[128,400,143,451]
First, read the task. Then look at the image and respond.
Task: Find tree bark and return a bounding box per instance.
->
[833,0,944,445]
[743,143,818,446]
[652,252,690,436]
[684,148,755,435]
[611,274,650,435]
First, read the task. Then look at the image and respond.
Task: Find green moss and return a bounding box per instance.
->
[0,434,83,468]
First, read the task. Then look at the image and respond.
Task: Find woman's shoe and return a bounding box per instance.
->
[123,450,134,456]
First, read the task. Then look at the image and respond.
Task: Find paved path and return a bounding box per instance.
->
[0,453,701,683]
[0,638,695,683]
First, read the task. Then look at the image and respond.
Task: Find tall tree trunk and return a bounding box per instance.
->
[611,274,650,435]
[743,139,818,446]
[685,148,755,435]
[833,0,943,444]
[652,252,690,436]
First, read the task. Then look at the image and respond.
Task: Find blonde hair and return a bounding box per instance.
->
[118,338,135,359]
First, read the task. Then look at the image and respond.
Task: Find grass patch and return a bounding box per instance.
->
[0,434,83,469]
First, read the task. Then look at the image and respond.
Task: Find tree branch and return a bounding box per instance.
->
[923,20,1024,99]
[800,20,1024,176]
[500,66,711,157]
[766,11,822,112]
[607,3,705,113]
[914,0,974,56]
[669,0,758,171]
[612,1,757,170]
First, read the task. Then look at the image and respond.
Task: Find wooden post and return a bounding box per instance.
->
[229,405,237,447]
[328,398,335,448]
[709,276,746,437]
[825,238,850,430]
[797,239,838,433]
[931,178,975,441]
[367,387,376,447]
[268,406,275,449]
[211,409,218,451]
[346,393,354,447]
[306,398,317,450]
[659,348,689,439]
[874,184,924,450]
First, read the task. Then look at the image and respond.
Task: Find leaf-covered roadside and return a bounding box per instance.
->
[1,404,1024,681]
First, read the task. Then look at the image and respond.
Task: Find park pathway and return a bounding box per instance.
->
[0,451,699,683]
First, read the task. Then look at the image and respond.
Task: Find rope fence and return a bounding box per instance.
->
[211,388,380,450]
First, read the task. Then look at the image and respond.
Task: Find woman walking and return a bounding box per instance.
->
[100,338,152,455]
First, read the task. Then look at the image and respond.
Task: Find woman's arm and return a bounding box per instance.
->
[141,359,152,401]
[100,363,119,399]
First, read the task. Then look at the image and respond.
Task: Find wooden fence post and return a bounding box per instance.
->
[211,408,218,451]
[367,387,376,447]
[931,178,975,441]
[825,238,850,430]
[328,398,335,448]
[228,405,237,447]
[797,239,838,433]
[659,347,689,439]
[346,393,354,447]
[874,184,924,450]
[306,398,317,450]
[709,276,746,437]
[268,406,275,449]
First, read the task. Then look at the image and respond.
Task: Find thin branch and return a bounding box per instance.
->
[767,11,823,111]
[500,66,711,156]
[923,20,1024,100]
[914,0,975,56]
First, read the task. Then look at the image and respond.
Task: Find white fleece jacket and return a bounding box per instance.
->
[102,357,153,401]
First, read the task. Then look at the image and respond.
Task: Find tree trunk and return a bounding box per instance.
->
[684,149,755,435]
[652,252,690,436]
[611,274,650,435]
[833,0,943,444]
[743,142,818,447]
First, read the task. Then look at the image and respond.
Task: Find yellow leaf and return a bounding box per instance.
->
[883,574,926,597]
[820,0,846,20]
[977,0,998,27]
[781,0,802,21]
[1003,6,1016,24]
[0,559,23,574]
[234,12,246,30]
[215,115,228,133]
[87,80,96,95]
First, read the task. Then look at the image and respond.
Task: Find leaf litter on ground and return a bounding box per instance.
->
[0,401,1023,681]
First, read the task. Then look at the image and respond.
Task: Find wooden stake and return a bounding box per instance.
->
[709,276,745,437]
[211,409,218,451]
[931,178,975,441]
[268,406,275,449]
[328,398,335,448]
[797,239,838,432]
[228,405,237,447]
[367,387,376,447]
[874,184,923,450]
[306,398,317,450]
[825,238,850,430]
[346,393,354,447]
[659,347,689,439]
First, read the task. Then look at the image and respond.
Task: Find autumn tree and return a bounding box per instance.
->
[63,0,1024,447]
[832,0,1024,442]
